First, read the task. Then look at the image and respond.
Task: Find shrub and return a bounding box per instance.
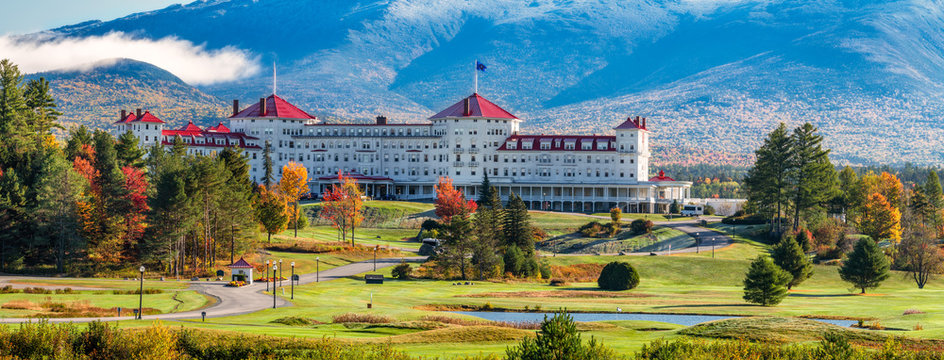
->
[703,204,716,215]
[332,313,393,324]
[271,316,319,326]
[549,279,569,287]
[392,263,412,280]
[506,312,614,360]
[743,256,790,306]
[0,285,18,294]
[418,243,437,256]
[579,221,604,237]
[722,213,767,225]
[112,289,164,295]
[629,219,654,235]
[597,261,640,291]
[22,287,51,294]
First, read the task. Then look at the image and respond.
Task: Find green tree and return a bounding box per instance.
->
[262,141,274,188]
[506,312,615,360]
[609,207,622,228]
[744,123,793,234]
[477,173,495,208]
[255,185,288,244]
[788,123,839,231]
[898,225,944,289]
[439,211,475,280]
[502,192,533,252]
[770,236,813,289]
[23,77,62,134]
[32,148,86,273]
[597,261,640,291]
[64,125,93,161]
[0,168,26,271]
[472,190,503,279]
[115,130,146,169]
[669,200,680,214]
[836,166,863,224]
[743,256,791,306]
[925,170,943,210]
[839,238,890,294]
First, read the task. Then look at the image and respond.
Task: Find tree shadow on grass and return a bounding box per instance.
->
[652,304,752,309]
[787,293,856,298]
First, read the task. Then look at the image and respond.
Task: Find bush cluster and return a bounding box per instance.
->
[597,261,640,291]
[722,213,767,225]
[392,263,412,280]
[629,219,654,235]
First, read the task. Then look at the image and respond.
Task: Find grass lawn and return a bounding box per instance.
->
[591,213,696,222]
[268,226,423,251]
[0,289,209,317]
[539,226,693,254]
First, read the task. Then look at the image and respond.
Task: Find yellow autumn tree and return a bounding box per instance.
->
[858,192,902,243]
[861,171,903,209]
[279,162,310,238]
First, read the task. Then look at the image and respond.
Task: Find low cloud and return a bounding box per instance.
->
[0,32,260,85]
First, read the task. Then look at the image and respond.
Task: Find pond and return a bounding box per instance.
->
[452,311,857,327]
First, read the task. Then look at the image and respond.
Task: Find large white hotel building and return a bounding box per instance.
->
[115,92,691,213]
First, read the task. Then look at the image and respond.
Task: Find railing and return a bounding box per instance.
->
[469,162,479,167]
[453,148,464,154]
[619,149,635,154]
[468,148,479,154]
[453,162,465,167]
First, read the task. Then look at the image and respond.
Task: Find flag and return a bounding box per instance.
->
[476,61,487,72]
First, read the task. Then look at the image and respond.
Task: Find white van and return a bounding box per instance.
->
[681,205,704,216]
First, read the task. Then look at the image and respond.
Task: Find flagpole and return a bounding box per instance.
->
[273,62,277,95]
[474,59,478,94]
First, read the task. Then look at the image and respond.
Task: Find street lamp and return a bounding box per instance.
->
[316,257,320,282]
[712,237,716,258]
[272,265,278,309]
[137,266,145,320]
[373,247,377,271]
[278,259,283,288]
[265,260,270,292]
[290,261,295,300]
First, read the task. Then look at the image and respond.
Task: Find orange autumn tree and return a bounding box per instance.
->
[279,161,309,238]
[861,171,904,209]
[254,184,288,243]
[434,176,478,222]
[319,172,363,246]
[859,192,902,243]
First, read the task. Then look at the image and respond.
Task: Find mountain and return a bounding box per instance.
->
[33,0,944,165]
[28,59,226,130]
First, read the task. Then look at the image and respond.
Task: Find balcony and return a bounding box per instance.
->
[468,148,479,154]
[619,149,636,154]
[469,162,480,167]
[453,162,465,167]
[453,148,464,154]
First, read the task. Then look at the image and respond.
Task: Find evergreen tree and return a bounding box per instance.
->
[839,238,890,294]
[669,200,680,214]
[115,130,146,169]
[502,192,533,253]
[771,236,813,289]
[32,147,86,273]
[0,59,33,165]
[0,168,26,272]
[170,135,187,157]
[64,125,93,161]
[836,166,863,223]
[744,123,793,234]
[477,173,494,208]
[217,146,256,264]
[23,77,62,134]
[263,141,274,188]
[788,123,839,231]
[255,185,288,244]
[439,211,475,280]
[925,170,943,210]
[506,312,615,360]
[743,256,791,306]
[471,192,503,279]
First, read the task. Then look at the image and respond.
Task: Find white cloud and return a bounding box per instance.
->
[0,32,260,85]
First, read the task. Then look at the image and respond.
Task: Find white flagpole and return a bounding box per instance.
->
[273,62,277,95]
[474,59,478,94]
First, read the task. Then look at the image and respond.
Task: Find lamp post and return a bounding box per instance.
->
[695,232,699,254]
[373,247,377,271]
[278,259,283,288]
[265,260,270,292]
[712,237,716,258]
[290,261,295,299]
[272,264,278,309]
[316,257,320,282]
[137,266,145,320]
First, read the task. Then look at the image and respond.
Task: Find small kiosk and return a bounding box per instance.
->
[228,258,254,285]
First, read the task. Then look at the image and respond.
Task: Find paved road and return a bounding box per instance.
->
[0,257,424,323]
[532,211,734,256]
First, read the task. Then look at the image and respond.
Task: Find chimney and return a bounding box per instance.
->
[463,98,470,116]
[376,115,387,125]
[232,100,239,116]
[136,108,142,118]
[642,118,647,128]
[259,98,266,116]
[120,109,126,121]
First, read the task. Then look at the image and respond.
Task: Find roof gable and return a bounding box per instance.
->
[615,116,647,130]
[429,93,518,120]
[230,94,318,120]
[228,258,253,268]
[649,170,676,182]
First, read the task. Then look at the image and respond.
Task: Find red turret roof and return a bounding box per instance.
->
[614,116,647,131]
[230,94,318,120]
[227,258,253,268]
[207,122,230,133]
[649,170,676,182]
[429,93,518,120]
[178,121,203,133]
[113,111,165,124]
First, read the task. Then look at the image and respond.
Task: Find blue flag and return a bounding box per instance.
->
[476,61,487,72]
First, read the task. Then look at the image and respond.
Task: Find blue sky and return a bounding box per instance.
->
[1,0,181,35]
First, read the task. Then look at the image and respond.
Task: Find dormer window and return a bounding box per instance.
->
[507,141,517,150]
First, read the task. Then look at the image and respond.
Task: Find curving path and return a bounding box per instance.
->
[0,257,424,323]
[533,211,735,256]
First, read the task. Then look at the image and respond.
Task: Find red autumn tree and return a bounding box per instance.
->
[319,172,364,246]
[434,176,477,222]
[121,166,149,257]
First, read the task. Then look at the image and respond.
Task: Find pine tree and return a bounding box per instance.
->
[439,211,475,280]
[743,256,791,306]
[477,173,494,208]
[506,312,615,360]
[839,238,890,294]
[502,192,533,253]
[771,236,813,289]
[32,147,86,273]
[472,192,503,280]
[926,170,943,210]
[836,166,863,223]
[64,125,93,162]
[115,130,146,169]
[744,123,793,234]
[23,77,62,134]
[789,123,839,231]
[263,141,274,188]
[0,168,26,272]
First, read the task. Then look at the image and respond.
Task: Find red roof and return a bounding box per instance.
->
[496,134,616,152]
[649,170,676,182]
[614,116,648,131]
[207,122,230,133]
[230,94,318,120]
[227,258,253,268]
[178,121,203,133]
[429,93,518,120]
[113,111,165,124]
